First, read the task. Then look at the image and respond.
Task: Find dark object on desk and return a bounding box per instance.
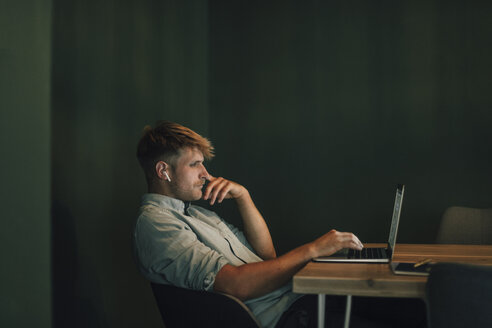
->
[426,263,492,328]
[390,262,431,276]
[436,206,492,244]
[150,283,260,328]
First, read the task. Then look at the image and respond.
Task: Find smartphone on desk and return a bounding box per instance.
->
[390,262,432,276]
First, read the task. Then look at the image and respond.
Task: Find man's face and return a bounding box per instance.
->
[167,147,210,201]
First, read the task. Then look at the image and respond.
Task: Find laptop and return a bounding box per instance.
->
[313,184,405,263]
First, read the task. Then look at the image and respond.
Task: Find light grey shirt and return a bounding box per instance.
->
[133,193,302,328]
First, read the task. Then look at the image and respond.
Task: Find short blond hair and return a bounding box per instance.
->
[136,121,214,181]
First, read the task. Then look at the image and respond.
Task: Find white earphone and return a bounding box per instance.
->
[163,171,171,182]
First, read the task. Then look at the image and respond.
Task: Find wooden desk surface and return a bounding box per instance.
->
[293,244,492,299]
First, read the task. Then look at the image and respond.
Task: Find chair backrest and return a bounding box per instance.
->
[426,263,492,328]
[436,206,492,244]
[150,283,261,328]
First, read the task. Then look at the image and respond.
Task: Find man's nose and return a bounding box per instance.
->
[200,166,210,180]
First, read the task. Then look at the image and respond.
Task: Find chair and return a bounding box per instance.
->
[436,206,492,244]
[150,283,261,328]
[425,263,492,328]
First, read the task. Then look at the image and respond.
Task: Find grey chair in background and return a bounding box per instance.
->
[150,283,261,328]
[426,262,492,328]
[436,206,492,244]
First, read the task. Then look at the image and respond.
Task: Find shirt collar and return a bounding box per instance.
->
[141,193,188,214]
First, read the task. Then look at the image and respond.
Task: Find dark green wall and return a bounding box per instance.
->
[0,0,52,327]
[208,0,492,254]
[51,0,208,327]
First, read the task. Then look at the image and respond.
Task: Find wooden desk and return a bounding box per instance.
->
[293,244,492,328]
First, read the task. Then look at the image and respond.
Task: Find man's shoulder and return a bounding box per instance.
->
[136,203,187,230]
[139,202,173,219]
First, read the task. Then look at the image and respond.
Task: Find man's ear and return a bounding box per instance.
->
[155,161,170,181]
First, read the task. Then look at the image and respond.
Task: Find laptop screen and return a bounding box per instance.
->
[387,184,405,258]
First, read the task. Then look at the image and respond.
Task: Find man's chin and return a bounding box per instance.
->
[191,190,203,201]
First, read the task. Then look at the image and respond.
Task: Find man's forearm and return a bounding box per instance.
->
[202,176,276,259]
[214,242,315,301]
[235,190,276,259]
[214,229,364,301]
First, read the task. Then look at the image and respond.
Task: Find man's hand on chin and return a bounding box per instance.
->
[202,176,247,205]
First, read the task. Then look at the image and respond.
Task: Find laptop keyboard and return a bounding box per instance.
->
[347,247,387,259]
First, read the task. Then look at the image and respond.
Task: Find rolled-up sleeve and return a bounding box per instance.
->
[134,214,229,291]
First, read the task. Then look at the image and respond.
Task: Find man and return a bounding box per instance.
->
[133,121,364,327]
[133,121,427,328]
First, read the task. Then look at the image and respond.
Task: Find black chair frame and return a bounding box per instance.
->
[151,283,261,328]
